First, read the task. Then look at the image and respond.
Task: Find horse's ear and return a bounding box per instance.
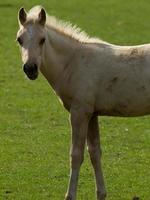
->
[38,8,46,26]
[18,7,27,26]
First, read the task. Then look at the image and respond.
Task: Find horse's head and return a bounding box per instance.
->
[17,7,46,80]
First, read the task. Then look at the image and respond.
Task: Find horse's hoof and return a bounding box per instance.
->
[97,191,107,200]
[132,197,140,200]
[65,194,73,200]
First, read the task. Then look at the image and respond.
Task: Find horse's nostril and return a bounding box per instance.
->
[23,63,38,80]
[33,64,38,72]
[23,64,29,73]
[23,63,38,74]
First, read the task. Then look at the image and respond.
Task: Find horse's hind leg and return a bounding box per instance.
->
[87,115,106,200]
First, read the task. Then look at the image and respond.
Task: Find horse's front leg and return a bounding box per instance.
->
[65,105,91,200]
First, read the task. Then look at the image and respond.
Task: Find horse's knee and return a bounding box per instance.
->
[88,144,101,160]
[71,150,84,168]
[87,146,99,166]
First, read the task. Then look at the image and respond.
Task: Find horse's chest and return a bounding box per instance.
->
[58,92,72,111]
[54,84,72,111]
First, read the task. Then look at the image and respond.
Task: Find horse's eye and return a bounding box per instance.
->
[17,37,23,46]
[39,38,45,45]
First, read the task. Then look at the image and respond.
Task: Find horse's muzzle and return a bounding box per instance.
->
[23,63,38,80]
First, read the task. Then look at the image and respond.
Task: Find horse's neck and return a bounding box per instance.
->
[41,27,78,88]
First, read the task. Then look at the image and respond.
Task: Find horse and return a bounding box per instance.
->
[16,6,149,200]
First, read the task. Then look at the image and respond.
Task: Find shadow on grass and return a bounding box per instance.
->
[0,3,16,8]
[132,197,140,200]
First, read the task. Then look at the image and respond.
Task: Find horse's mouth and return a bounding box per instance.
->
[25,71,38,80]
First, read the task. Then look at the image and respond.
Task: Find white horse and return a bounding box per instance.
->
[17,6,149,200]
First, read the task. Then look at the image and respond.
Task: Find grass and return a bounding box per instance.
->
[0,0,150,199]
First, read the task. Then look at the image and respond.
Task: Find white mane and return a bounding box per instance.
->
[46,16,105,44]
[28,6,107,44]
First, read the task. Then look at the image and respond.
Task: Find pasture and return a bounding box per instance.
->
[0,0,150,199]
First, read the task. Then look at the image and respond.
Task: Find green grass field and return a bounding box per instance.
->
[0,0,150,199]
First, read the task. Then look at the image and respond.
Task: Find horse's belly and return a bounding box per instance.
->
[96,84,150,117]
[96,103,150,117]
